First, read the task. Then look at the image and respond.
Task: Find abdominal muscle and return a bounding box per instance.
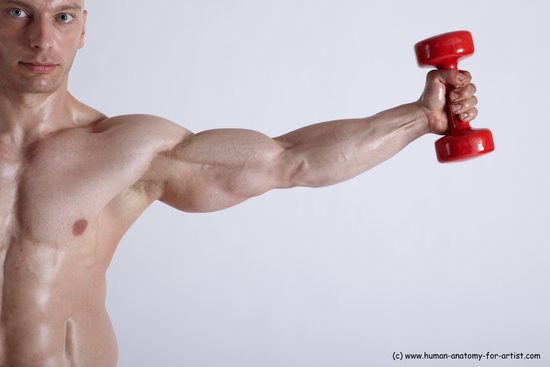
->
[1,234,119,367]
[2,306,118,367]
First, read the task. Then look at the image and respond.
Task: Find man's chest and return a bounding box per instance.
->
[0,128,157,245]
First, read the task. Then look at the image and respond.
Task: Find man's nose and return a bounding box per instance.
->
[27,18,55,51]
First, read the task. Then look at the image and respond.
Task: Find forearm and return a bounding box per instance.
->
[275,101,430,188]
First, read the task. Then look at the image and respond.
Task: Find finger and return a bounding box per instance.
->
[450,83,477,102]
[458,70,472,83]
[426,69,473,88]
[446,69,470,88]
[451,95,478,114]
[457,108,478,122]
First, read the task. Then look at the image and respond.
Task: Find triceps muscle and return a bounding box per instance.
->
[158,128,289,212]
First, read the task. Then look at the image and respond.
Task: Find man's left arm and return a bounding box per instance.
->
[143,69,477,212]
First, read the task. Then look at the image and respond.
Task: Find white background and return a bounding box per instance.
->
[70,0,549,366]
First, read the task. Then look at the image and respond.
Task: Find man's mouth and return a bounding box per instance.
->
[19,61,58,73]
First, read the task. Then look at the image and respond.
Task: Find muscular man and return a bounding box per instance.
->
[0,1,479,366]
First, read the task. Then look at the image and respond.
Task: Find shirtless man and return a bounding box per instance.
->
[0,0,480,366]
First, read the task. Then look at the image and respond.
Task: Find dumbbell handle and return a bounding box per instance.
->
[433,59,471,132]
[444,80,471,132]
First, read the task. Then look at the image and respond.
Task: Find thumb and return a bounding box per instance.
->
[427,69,470,89]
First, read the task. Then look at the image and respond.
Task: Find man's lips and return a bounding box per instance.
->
[19,61,58,73]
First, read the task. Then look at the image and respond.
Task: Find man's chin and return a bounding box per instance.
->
[10,76,67,95]
[27,83,63,94]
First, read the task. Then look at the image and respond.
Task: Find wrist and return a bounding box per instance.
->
[410,101,431,135]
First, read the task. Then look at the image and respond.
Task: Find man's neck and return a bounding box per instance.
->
[0,86,78,146]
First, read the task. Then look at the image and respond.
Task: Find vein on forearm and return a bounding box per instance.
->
[276,103,429,188]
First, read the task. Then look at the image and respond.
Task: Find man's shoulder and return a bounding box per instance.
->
[91,114,192,142]
[83,114,193,184]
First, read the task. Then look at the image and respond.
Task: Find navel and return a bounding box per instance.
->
[64,318,78,365]
[72,219,88,237]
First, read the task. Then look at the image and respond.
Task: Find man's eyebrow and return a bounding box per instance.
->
[0,0,82,11]
[57,4,83,11]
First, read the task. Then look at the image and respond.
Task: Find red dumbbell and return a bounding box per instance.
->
[415,30,494,163]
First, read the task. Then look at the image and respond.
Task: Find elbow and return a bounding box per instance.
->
[277,149,322,189]
[272,137,327,189]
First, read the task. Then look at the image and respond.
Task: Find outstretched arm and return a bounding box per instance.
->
[144,69,477,212]
[274,102,427,187]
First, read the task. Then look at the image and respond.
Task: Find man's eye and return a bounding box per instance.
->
[8,8,29,18]
[56,13,74,23]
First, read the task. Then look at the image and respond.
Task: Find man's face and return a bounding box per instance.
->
[0,0,87,94]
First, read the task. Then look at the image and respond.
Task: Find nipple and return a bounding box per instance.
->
[72,219,88,237]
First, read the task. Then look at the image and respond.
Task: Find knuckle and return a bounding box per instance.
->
[463,96,477,108]
[467,109,478,120]
[427,69,440,80]
[460,69,472,78]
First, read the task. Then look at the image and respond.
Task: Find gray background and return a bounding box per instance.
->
[70,0,549,366]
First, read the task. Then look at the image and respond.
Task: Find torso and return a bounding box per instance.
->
[0,107,180,367]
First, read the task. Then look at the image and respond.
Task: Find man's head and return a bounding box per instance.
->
[0,0,87,95]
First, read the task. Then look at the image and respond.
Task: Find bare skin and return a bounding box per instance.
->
[0,1,480,366]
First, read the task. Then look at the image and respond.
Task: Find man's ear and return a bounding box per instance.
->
[78,10,88,49]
